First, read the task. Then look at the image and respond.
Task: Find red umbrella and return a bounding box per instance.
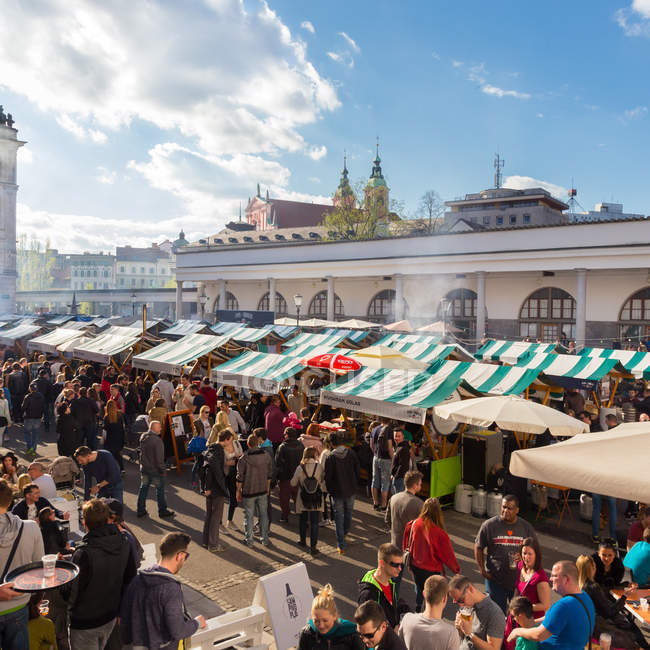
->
[300,352,362,372]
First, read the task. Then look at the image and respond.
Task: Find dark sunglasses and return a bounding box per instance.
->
[388,561,403,568]
[360,626,381,639]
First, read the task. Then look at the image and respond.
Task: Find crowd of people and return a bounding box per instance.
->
[0,350,649,649]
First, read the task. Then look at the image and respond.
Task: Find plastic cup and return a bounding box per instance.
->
[599,633,611,650]
[640,597,649,612]
[42,555,57,578]
[38,600,49,616]
[460,607,473,622]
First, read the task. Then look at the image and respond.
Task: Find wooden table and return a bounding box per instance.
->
[531,480,573,526]
[610,587,650,626]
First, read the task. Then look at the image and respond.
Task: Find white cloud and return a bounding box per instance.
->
[451,60,464,68]
[95,166,117,184]
[431,51,441,60]
[481,84,531,100]
[615,3,650,36]
[307,145,327,160]
[467,63,486,84]
[503,175,567,200]
[536,113,544,118]
[338,31,360,53]
[301,20,315,34]
[0,1,339,156]
[633,0,650,16]
[308,177,321,183]
[621,105,648,122]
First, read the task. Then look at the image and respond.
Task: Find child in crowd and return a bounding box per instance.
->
[509,597,538,650]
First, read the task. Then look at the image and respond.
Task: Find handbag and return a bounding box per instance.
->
[187,436,207,454]
[402,520,415,570]
[0,416,7,427]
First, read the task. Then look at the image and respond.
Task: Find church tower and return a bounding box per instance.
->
[364,141,389,219]
[0,106,24,314]
[333,153,355,208]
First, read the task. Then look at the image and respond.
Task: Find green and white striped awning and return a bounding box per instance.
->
[230,326,283,343]
[73,326,142,363]
[580,348,650,379]
[376,333,441,347]
[460,363,543,396]
[212,350,308,394]
[0,321,41,345]
[282,332,348,349]
[516,353,623,381]
[387,341,475,364]
[132,333,231,374]
[282,343,353,358]
[47,315,75,325]
[27,328,88,354]
[321,328,371,348]
[160,320,211,337]
[475,340,559,364]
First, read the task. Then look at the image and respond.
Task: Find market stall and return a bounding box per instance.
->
[27,327,88,354]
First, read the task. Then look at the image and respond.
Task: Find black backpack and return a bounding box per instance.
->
[300,463,322,509]
[377,425,392,456]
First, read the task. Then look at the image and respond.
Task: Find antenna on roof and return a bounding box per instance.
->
[567,178,585,215]
[239,201,242,222]
[494,152,505,189]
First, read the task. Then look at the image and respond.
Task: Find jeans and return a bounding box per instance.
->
[279,480,298,519]
[592,493,618,540]
[372,457,392,492]
[43,402,54,430]
[299,510,319,548]
[23,418,40,450]
[78,421,97,450]
[392,477,405,494]
[485,578,513,615]
[0,604,28,650]
[226,472,237,521]
[99,480,123,504]
[411,565,440,612]
[243,494,269,544]
[192,454,202,485]
[137,471,168,515]
[332,496,355,549]
[69,618,116,650]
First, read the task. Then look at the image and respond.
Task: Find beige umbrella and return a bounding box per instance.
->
[351,344,428,370]
[274,317,297,326]
[383,319,414,332]
[417,320,462,334]
[434,395,589,446]
[338,318,383,329]
[510,422,650,502]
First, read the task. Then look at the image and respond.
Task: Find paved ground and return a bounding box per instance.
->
[1,423,629,627]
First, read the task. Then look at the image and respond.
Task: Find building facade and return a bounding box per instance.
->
[69,252,116,290]
[115,244,174,289]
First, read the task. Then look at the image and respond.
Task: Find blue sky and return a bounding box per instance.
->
[1,0,650,252]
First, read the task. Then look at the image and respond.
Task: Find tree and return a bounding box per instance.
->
[323,179,382,240]
[417,190,445,232]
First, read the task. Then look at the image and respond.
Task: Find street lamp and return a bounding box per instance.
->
[199,293,208,320]
[293,293,303,327]
[131,292,136,317]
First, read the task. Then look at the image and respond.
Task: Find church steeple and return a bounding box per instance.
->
[333,151,355,208]
[369,140,384,181]
[364,138,389,219]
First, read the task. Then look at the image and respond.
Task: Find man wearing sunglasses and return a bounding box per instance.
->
[355,601,406,650]
[358,543,410,630]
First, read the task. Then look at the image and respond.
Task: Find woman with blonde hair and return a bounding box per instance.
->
[402,497,460,611]
[103,398,125,470]
[291,447,325,555]
[576,554,643,649]
[297,584,364,650]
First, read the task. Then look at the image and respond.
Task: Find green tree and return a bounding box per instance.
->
[323,179,382,240]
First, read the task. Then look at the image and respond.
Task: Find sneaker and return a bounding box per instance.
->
[159,510,175,518]
[298,541,308,548]
[244,540,254,548]
[261,540,270,547]
[605,538,618,548]
[208,544,226,553]
[253,523,260,535]
[337,547,345,555]
[310,547,320,556]
[318,519,329,527]
[137,511,148,518]
[591,535,600,544]
[372,504,380,511]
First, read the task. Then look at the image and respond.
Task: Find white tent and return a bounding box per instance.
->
[509,422,650,502]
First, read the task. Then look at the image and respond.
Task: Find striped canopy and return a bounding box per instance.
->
[475,340,560,364]
[580,347,650,379]
[27,327,87,353]
[210,322,245,335]
[160,320,211,337]
[212,350,309,394]
[132,333,231,374]
[0,321,41,345]
[283,344,353,359]
[46,315,75,325]
[375,333,441,347]
[321,328,370,347]
[386,340,475,364]
[229,325,294,343]
[516,353,623,382]
[73,326,142,363]
[64,321,94,330]
[283,332,348,349]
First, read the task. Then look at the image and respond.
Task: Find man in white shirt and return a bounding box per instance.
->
[27,462,57,500]
[152,374,175,409]
[220,401,247,436]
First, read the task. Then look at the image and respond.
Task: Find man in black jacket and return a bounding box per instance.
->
[202,433,229,553]
[22,381,45,456]
[275,426,304,523]
[324,432,360,555]
[70,387,99,450]
[390,429,410,494]
[7,362,28,422]
[355,601,406,650]
[34,369,55,432]
[65,499,135,650]
[12,484,68,521]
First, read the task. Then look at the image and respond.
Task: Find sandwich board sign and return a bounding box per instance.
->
[252,562,313,650]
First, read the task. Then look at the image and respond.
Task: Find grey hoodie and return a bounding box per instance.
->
[0,512,45,613]
[140,429,165,474]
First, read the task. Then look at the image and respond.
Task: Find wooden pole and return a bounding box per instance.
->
[607,377,620,408]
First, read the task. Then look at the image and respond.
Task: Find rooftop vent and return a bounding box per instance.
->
[275,234,285,241]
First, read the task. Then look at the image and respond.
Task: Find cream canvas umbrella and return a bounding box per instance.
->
[383,320,414,332]
[417,321,462,334]
[338,318,382,329]
[274,317,297,326]
[434,394,589,445]
[351,344,428,370]
[510,422,650,502]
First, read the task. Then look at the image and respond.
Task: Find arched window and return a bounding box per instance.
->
[437,288,478,337]
[225,291,238,311]
[258,291,287,315]
[367,289,409,323]
[519,287,575,342]
[619,287,650,341]
[308,290,344,319]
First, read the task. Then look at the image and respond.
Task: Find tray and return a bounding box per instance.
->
[5,559,79,592]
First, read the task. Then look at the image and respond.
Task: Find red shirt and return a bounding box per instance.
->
[379,581,393,605]
[403,518,460,575]
[199,386,218,414]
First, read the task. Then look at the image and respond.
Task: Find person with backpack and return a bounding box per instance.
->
[200,431,230,553]
[370,419,394,512]
[275,426,305,523]
[290,447,325,556]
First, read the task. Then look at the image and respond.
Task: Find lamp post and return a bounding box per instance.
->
[131,292,136,317]
[440,298,450,338]
[199,293,208,321]
[293,293,302,327]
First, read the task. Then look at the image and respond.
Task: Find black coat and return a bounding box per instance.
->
[56,412,78,456]
[7,369,27,398]
[592,552,625,589]
[22,390,45,419]
[324,446,360,498]
[70,396,98,427]
[103,414,125,451]
[41,519,68,555]
[245,400,265,430]
[275,439,305,481]
[297,622,365,650]
[202,443,228,497]
[391,440,410,480]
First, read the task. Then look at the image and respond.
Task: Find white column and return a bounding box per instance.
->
[326,276,335,321]
[219,279,226,312]
[268,278,276,314]
[575,268,587,350]
[197,281,205,319]
[476,271,486,340]
[175,280,183,319]
[395,274,404,321]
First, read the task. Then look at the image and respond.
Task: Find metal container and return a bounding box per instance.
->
[472,485,487,517]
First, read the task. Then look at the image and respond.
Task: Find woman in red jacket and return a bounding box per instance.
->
[403,497,460,612]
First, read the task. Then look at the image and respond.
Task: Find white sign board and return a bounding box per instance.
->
[253,562,313,650]
[171,415,185,437]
